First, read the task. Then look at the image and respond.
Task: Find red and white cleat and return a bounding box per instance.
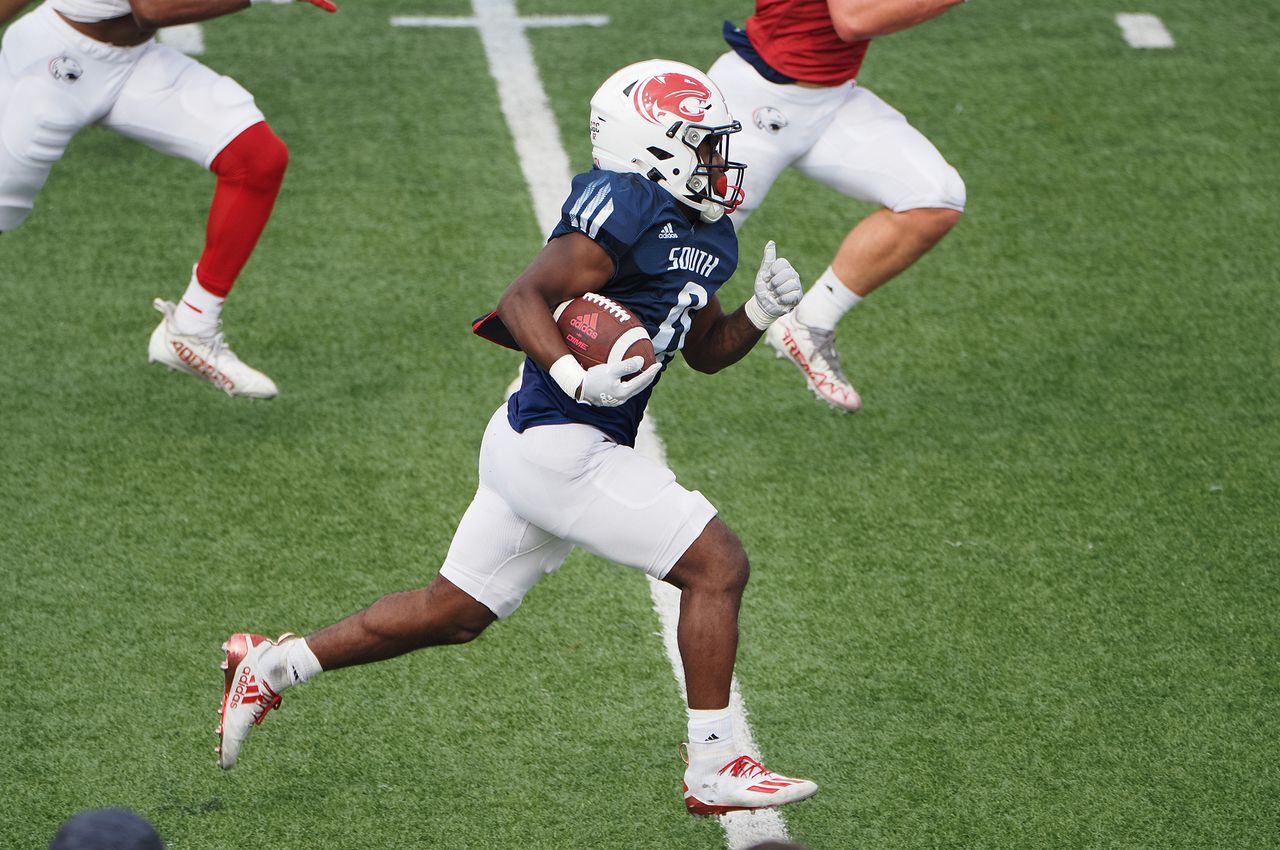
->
[765,312,862,413]
[216,632,294,769]
[149,299,279,399]
[682,750,818,815]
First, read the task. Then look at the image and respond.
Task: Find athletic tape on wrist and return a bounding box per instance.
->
[549,354,586,400]
[744,297,778,331]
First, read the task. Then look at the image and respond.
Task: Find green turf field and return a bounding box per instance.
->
[2,0,1278,847]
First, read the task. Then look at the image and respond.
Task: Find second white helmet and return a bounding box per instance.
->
[589,59,745,223]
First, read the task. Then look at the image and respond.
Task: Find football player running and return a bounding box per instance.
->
[217,59,819,817]
[0,0,337,398]
[711,0,967,412]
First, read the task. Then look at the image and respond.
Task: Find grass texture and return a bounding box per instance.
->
[2,0,1277,847]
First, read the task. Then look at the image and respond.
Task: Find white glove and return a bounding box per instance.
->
[549,354,662,408]
[743,240,803,330]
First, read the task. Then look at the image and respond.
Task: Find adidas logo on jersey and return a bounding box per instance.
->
[658,223,679,239]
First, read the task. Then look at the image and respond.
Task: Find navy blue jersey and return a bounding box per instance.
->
[508,169,739,447]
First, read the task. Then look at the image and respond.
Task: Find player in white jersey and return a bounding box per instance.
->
[0,0,335,397]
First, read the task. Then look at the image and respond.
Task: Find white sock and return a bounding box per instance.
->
[686,706,735,770]
[795,266,862,331]
[259,637,323,692]
[171,265,224,337]
[283,637,323,686]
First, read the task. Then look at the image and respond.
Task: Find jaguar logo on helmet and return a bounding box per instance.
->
[631,73,711,126]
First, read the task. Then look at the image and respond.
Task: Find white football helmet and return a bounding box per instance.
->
[589,59,745,223]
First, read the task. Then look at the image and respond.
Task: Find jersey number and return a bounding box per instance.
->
[651,282,708,360]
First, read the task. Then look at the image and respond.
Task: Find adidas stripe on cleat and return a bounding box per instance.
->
[682,750,818,815]
[216,632,294,769]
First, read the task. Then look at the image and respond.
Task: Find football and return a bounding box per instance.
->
[553,293,656,373]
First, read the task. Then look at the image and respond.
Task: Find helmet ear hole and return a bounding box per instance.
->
[646,146,674,161]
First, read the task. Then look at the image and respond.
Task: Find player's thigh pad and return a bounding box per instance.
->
[479,405,717,582]
[0,6,133,229]
[709,50,847,227]
[439,483,575,620]
[101,44,264,168]
[795,85,966,213]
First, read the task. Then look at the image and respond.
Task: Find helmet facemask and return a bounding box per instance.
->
[677,121,745,223]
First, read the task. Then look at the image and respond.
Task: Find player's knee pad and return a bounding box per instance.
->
[212,122,288,189]
[2,78,81,165]
[893,163,966,215]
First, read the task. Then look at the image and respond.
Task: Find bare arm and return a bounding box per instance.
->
[0,0,34,27]
[129,0,334,31]
[682,240,802,374]
[680,297,764,374]
[496,232,615,372]
[826,0,965,42]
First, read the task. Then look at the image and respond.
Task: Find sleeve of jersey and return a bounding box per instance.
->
[551,172,659,267]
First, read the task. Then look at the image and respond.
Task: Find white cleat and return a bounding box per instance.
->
[765,312,861,413]
[682,748,818,815]
[148,299,278,399]
[217,632,295,769]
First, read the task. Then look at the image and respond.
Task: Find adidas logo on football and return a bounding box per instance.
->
[658,223,678,239]
[570,312,600,339]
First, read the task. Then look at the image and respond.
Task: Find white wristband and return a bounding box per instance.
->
[743,297,777,331]
[548,354,586,400]
[250,0,293,6]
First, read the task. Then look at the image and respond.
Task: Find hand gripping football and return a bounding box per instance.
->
[553,293,656,374]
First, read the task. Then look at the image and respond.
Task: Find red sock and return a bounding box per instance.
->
[196,121,289,297]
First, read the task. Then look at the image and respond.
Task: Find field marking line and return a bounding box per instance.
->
[1115,13,1175,48]
[639,424,796,848]
[391,1,607,237]
[157,23,205,55]
[416,1,793,845]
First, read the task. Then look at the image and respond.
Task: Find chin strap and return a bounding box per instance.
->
[699,202,724,223]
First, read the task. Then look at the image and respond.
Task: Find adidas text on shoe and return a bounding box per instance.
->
[765,312,861,413]
[217,632,294,769]
[682,749,818,816]
[148,299,278,399]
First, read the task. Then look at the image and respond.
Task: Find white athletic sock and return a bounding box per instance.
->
[686,706,736,769]
[171,265,224,337]
[259,637,323,692]
[795,266,862,331]
[283,637,323,686]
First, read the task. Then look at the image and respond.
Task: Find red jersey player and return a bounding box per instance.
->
[0,0,336,398]
[711,0,967,412]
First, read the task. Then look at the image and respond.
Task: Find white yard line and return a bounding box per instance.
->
[391,0,607,236]
[639,424,796,848]
[1116,13,1175,48]
[157,23,205,56]
[428,1,794,845]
